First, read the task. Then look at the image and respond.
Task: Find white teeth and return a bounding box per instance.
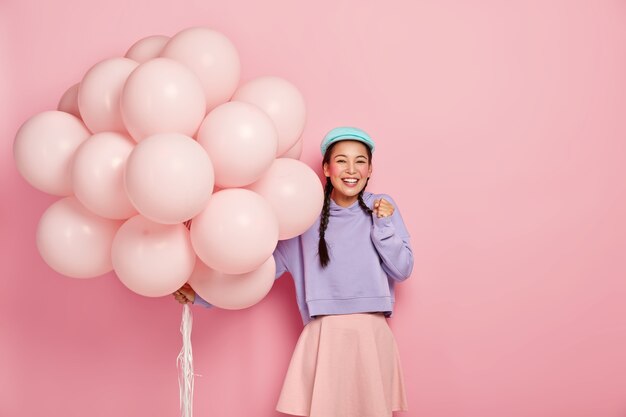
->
[343,178,358,183]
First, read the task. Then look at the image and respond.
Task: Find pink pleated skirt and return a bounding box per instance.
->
[276,313,408,417]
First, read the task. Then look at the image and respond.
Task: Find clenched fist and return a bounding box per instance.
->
[173,283,196,304]
[373,198,394,218]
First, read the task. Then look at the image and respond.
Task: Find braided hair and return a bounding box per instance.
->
[317,178,334,267]
[318,142,373,268]
[357,180,373,215]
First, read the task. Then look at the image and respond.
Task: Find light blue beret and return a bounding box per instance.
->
[320,126,375,156]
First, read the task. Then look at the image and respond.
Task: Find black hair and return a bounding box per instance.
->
[318,141,373,268]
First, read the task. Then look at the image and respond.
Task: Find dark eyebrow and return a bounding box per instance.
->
[333,154,368,159]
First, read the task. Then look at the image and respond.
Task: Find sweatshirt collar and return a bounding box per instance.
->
[329,192,372,213]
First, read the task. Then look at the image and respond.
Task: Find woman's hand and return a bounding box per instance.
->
[173,283,196,304]
[373,198,395,218]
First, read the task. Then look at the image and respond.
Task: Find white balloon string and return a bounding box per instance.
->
[177,304,194,417]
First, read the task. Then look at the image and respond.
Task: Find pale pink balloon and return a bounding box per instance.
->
[233,76,306,156]
[247,158,324,240]
[280,138,303,159]
[112,215,196,297]
[125,35,169,63]
[36,197,123,278]
[57,83,81,118]
[78,57,139,133]
[124,133,214,224]
[189,256,276,310]
[72,132,137,219]
[120,57,206,141]
[13,111,90,195]
[196,101,278,188]
[160,27,240,111]
[190,189,279,274]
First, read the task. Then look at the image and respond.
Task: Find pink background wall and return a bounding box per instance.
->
[2,1,626,416]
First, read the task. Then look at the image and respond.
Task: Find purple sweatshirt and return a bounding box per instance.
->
[195,192,414,325]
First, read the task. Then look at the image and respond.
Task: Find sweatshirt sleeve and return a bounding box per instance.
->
[193,293,213,309]
[194,237,294,308]
[273,238,293,279]
[370,195,414,281]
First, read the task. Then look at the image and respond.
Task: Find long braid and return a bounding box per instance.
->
[357,178,373,215]
[318,177,334,267]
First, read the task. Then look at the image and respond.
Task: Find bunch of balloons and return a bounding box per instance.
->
[14,27,324,309]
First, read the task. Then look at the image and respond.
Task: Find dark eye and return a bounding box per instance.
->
[336,159,346,163]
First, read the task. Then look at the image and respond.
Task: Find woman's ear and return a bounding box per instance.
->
[323,162,330,177]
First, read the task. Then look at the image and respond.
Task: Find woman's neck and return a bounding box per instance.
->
[331,190,358,208]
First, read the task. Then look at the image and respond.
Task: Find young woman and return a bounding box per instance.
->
[175,126,414,417]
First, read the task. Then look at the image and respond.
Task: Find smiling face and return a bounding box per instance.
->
[323,140,372,207]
